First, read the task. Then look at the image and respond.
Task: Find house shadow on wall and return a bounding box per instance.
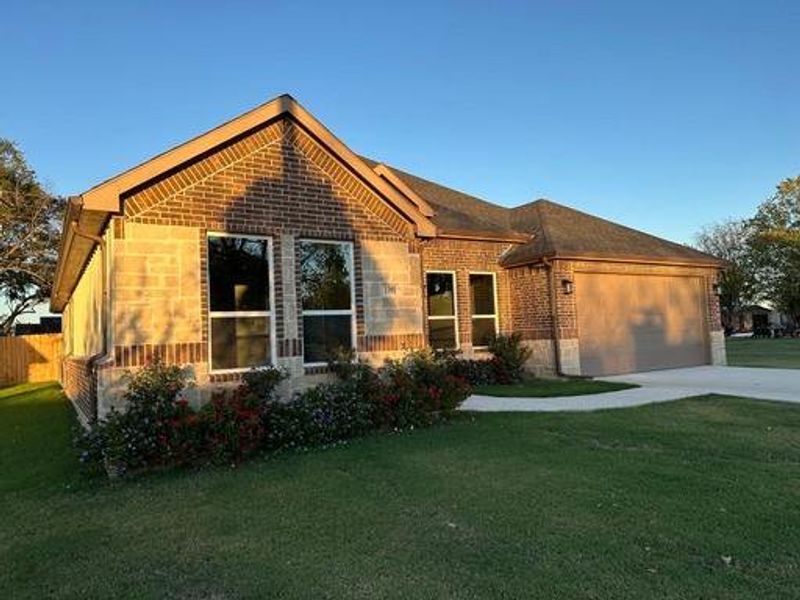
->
[207,124,423,365]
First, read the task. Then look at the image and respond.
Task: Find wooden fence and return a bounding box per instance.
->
[0,334,62,386]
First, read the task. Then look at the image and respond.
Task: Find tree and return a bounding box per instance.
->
[0,139,64,335]
[695,219,758,331]
[749,176,800,327]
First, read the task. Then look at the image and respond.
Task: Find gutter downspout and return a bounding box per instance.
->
[541,257,565,377]
[70,221,108,358]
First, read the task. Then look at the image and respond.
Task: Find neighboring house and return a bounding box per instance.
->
[734,304,791,335]
[50,94,725,423]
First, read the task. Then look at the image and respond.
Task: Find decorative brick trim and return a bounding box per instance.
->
[125,118,413,240]
[358,333,425,352]
[278,338,302,358]
[123,120,287,217]
[113,342,206,368]
[209,372,244,384]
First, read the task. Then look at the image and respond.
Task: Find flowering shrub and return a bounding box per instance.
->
[201,388,265,464]
[75,358,193,476]
[74,352,471,478]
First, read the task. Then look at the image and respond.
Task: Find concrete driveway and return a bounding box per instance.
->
[600,365,800,404]
[461,366,799,412]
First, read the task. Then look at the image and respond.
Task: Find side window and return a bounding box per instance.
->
[207,235,273,371]
[299,240,355,364]
[469,273,498,347]
[426,272,458,350]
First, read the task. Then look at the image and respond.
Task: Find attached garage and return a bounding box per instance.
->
[575,272,710,376]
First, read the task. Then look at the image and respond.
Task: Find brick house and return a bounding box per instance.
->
[50,94,725,423]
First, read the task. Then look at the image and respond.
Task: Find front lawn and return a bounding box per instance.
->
[2,383,800,599]
[726,336,800,369]
[473,377,637,397]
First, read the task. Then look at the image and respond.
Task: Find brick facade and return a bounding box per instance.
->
[420,238,514,354]
[59,110,726,416]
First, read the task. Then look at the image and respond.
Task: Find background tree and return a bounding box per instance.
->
[749,176,800,327]
[0,139,64,335]
[695,219,758,331]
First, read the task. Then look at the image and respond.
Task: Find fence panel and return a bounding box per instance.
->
[0,334,62,386]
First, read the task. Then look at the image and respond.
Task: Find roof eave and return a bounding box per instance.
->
[500,252,725,269]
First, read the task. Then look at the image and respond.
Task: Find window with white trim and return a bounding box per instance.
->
[469,273,498,347]
[426,271,458,350]
[207,234,273,371]
[299,240,355,364]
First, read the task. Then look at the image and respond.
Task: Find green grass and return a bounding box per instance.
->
[3,383,800,599]
[473,377,637,397]
[726,336,800,369]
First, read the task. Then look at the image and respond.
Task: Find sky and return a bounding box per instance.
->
[2,0,798,249]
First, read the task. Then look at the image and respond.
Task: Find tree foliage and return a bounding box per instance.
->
[695,219,758,331]
[0,139,64,335]
[749,176,800,326]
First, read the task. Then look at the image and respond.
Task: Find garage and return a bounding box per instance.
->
[575,272,710,376]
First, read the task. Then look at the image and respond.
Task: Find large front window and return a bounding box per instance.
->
[426,271,458,350]
[208,234,273,371]
[299,240,355,364]
[469,273,498,347]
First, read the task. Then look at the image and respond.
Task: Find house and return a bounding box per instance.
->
[733,304,792,336]
[50,94,725,423]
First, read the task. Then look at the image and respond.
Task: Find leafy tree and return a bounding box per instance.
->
[0,139,64,335]
[749,176,800,327]
[695,219,758,331]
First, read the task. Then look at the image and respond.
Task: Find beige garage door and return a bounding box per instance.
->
[575,273,709,376]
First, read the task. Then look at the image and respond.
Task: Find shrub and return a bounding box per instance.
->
[75,350,471,478]
[379,349,470,428]
[75,358,193,475]
[201,387,265,465]
[264,377,378,450]
[241,366,287,402]
[487,333,532,383]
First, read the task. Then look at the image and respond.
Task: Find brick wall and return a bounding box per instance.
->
[96,115,428,404]
[420,238,515,353]
[63,356,97,423]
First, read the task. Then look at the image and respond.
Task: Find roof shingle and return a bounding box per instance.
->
[363,157,721,267]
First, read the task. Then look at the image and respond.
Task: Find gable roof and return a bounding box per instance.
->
[51,95,436,311]
[52,94,721,312]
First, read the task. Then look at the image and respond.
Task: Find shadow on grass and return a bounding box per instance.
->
[0,382,83,494]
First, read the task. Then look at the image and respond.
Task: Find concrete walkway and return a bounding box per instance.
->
[461,366,800,412]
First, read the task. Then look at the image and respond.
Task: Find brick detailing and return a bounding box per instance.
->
[421,238,515,349]
[125,118,413,241]
[113,342,206,368]
[63,356,97,422]
[359,333,425,352]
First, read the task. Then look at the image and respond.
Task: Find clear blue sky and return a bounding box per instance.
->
[2,0,798,246]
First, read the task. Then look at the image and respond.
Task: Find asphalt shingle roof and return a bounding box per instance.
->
[361,157,720,267]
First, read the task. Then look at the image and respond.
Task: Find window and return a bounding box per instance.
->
[208,234,273,371]
[469,273,498,348]
[426,272,458,350]
[299,240,355,364]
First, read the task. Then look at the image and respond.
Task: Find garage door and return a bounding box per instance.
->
[575,273,709,376]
